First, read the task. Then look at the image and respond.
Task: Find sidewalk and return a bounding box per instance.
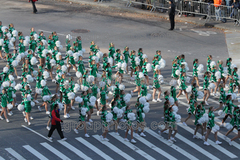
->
[65,0,240,32]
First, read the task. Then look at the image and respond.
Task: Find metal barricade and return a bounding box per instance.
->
[122,0,240,26]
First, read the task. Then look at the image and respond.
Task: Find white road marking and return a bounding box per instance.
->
[93,134,134,160]
[5,148,26,160]
[126,131,178,160]
[145,129,199,160]
[58,140,92,160]
[23,145,49,160]
[109,132,156,160]
[76,137,113,160]
[40,142,71,160]
[22,125,52,142]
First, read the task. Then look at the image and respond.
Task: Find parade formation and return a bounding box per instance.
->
[0,21,240,149]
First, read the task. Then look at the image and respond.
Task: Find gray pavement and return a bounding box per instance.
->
[0,0,239,160]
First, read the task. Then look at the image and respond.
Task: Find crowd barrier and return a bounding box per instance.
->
[97,0,240,26]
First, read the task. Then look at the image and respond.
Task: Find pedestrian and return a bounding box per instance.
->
[48,104,66,141]
[168,0,175,30]
[29,0,38,14]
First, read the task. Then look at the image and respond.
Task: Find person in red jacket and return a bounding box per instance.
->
[48,104,67,141]
[29,0,38,14]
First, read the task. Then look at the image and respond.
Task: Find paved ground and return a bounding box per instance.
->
[0,0,239,160]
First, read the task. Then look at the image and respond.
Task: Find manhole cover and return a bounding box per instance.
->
[71,29,90,33]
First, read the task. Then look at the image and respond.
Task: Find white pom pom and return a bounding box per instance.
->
[73,52,80,62]
[159,59,166,69]
[32,70,38,77]
[89,96,96,106]
[169,97,174,105]
[210,61,216,68]
[42,49,48,58]
[50,59,56,66]
[208,83,216,90]
[139,72,144,79]
[43,71,50,79]
[142,54,148,59]
[87,75,95,84]
[146,63,152,72]
[35,88,42,94]
[142,113,145,119]
[27,94,32,101]
[64,80,69,86]
[75,96,83,103]
[2,81,9,88]
[174,113,181,123]
[135,57,140,65]
[55,41,61,47]
[215,71,221,79]
[198,113,209,124]
[12,30,18,37]
[57,102,64,110]
[12,60,18,67]
[41,80,46,87]
[139,97,147,105]
[67,92,75,100]
[15,84,22,90]
[67,50,73,56]
[3,67,9,73]
[197,91,204,99]
[81,85,89,91]
[0,39,3,46]
[41,39,48,46]
[43,95,50,102]
[6,32,11,39]
[145,93,152,101]
[121,62,127,71]
[175,70,180,76]
[99,81,106,88]
[225,123,233,130]
[231,64,237,70]
[7,104,13,110]
[23,40,29,47]
[17,104,24,111]
[108,57,113,66]
[143,104,150,113]
[117,109,123,118]
[81,48,86,53]
[158,75,164,81]
[186,85,192,93]
[76,71,82,78]
[96,51,103,59]
[127,112,136,121]
[56,52,62,61]
[113,107,118,114]
[81,107,88,116]
[172,105,179,113]
[26,75,34,83]
[124,93,132,103]
[197,64,204,73]
[212,124,220,133]
[119,84,125,90]
[10,37,15,43]
[33,33,39,40]
[9,75,14,81]
[31,101,35,107]
[1,26,7,32]
[106,112,113,122]
[61,65,67,73]
[73,84,80,93]
[66,34,72,40]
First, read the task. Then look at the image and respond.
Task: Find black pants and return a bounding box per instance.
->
[169,14,175,30]
[48,124,64,139]
[31,0,37,13]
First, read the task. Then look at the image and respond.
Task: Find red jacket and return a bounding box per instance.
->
[29,0,38,2]
[51,109,61,125]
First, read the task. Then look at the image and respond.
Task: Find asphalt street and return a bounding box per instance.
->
[0,0,236,160]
